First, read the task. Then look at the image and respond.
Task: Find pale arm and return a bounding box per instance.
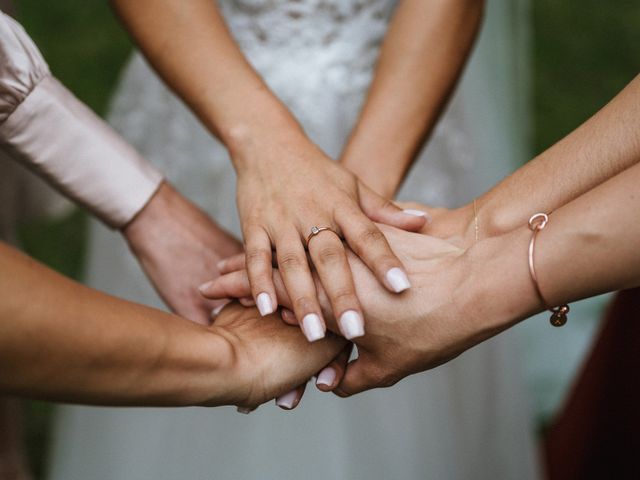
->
[426,74,640,244]
[341,0,484,198]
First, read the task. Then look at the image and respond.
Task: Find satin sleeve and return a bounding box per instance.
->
[0,12,163,228]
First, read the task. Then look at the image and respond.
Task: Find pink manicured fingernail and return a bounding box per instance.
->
[281,308,296,323]
[339,310,364,339]
[386,267,411,293]
[316,367,337,388]
[239,297,255,307]
[302,313,325,342]
[276,390,299,410]
[210,303,226,318]
[256,292,274,316]
[198,280,214,294]
[403,209,432,223]
[237,407,252,414]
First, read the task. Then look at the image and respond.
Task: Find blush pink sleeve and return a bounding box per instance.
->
[0,12,163,228]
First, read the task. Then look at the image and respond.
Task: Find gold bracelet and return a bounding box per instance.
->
[473,199,480,243]
[527,213,570,327]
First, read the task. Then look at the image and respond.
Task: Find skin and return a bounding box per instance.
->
[417,74,640,245]
[122,182,242,325]
[107,0,467,339]
[341,0,485,197]
[206,159,640,394]
[0,242,345,408]
[205,73,640,395]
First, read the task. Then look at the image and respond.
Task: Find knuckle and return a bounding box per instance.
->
[357,227,385,247]
[245,248,270,267]
[278,252,304,271]
[330,287,357,305]
[293,296,315,313]
[316,246,344,266]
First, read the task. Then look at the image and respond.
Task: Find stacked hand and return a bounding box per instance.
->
[202,222,537,397]
[231,131,428,341]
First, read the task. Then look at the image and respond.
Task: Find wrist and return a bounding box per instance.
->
[156,319,238,407]
[220,98,307,170]
[457,226,544,336]
[121,181,172,239]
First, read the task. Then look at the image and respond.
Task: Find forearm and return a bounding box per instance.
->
[110,0,304,164]
[0,243,233,406]
[341,0,484,197]
[467,160,640,334]
[473,74,640,240]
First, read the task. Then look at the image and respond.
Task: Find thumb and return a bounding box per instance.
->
[333,355,376,397]
[358,183,430,232]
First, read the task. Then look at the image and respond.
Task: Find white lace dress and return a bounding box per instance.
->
[48,1,540,479]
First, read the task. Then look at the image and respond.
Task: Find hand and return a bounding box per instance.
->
[230,131,428,342]
[204,224,540,395]
[122,182,242,325]
[208,303,347,410]
[397,201,476,247]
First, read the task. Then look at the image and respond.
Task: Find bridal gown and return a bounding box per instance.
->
[49,1,540,479]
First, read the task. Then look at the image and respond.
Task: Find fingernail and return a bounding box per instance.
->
[256,292,274,316]
[281,308,296,323]
[210,303,226,318]
[198,280,214,294]
[316,367,337,388]
[302,313,325,342]
[239,297,255,307]
[237,407,252,415]
[403,209,432,223]
[386,267,411,293]
[276,390,298,410]
[339,310,365,340]
[216,260,226,271]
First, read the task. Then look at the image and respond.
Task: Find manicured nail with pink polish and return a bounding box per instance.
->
[210,303,226,318]
[316,367,337,389]
[198,280,214,294]
[281,308,295,323]
[237,407,252,415]
[239,297,255,307]
[276,390,299,410]
[302,313,325,342]
[403,209,432,223]
[256,292,274,316]
[339,310,364,340]
[386,267,411,293]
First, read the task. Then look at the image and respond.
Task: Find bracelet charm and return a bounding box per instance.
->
[527,213,570,327]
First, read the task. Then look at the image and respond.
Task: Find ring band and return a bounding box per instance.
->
[306,226,338,247]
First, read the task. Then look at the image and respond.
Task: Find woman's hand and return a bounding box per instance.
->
[203,224,539,396]
[396,200,483,247]
[209,303,347,410]
[229,131,428,342]
[123,182,242,325]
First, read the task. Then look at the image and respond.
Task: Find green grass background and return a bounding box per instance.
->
[8,0,640,477]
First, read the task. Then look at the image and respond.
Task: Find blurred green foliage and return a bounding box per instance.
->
[533,0,640,152]
[16,0,132,115]
[6,1,639,478]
